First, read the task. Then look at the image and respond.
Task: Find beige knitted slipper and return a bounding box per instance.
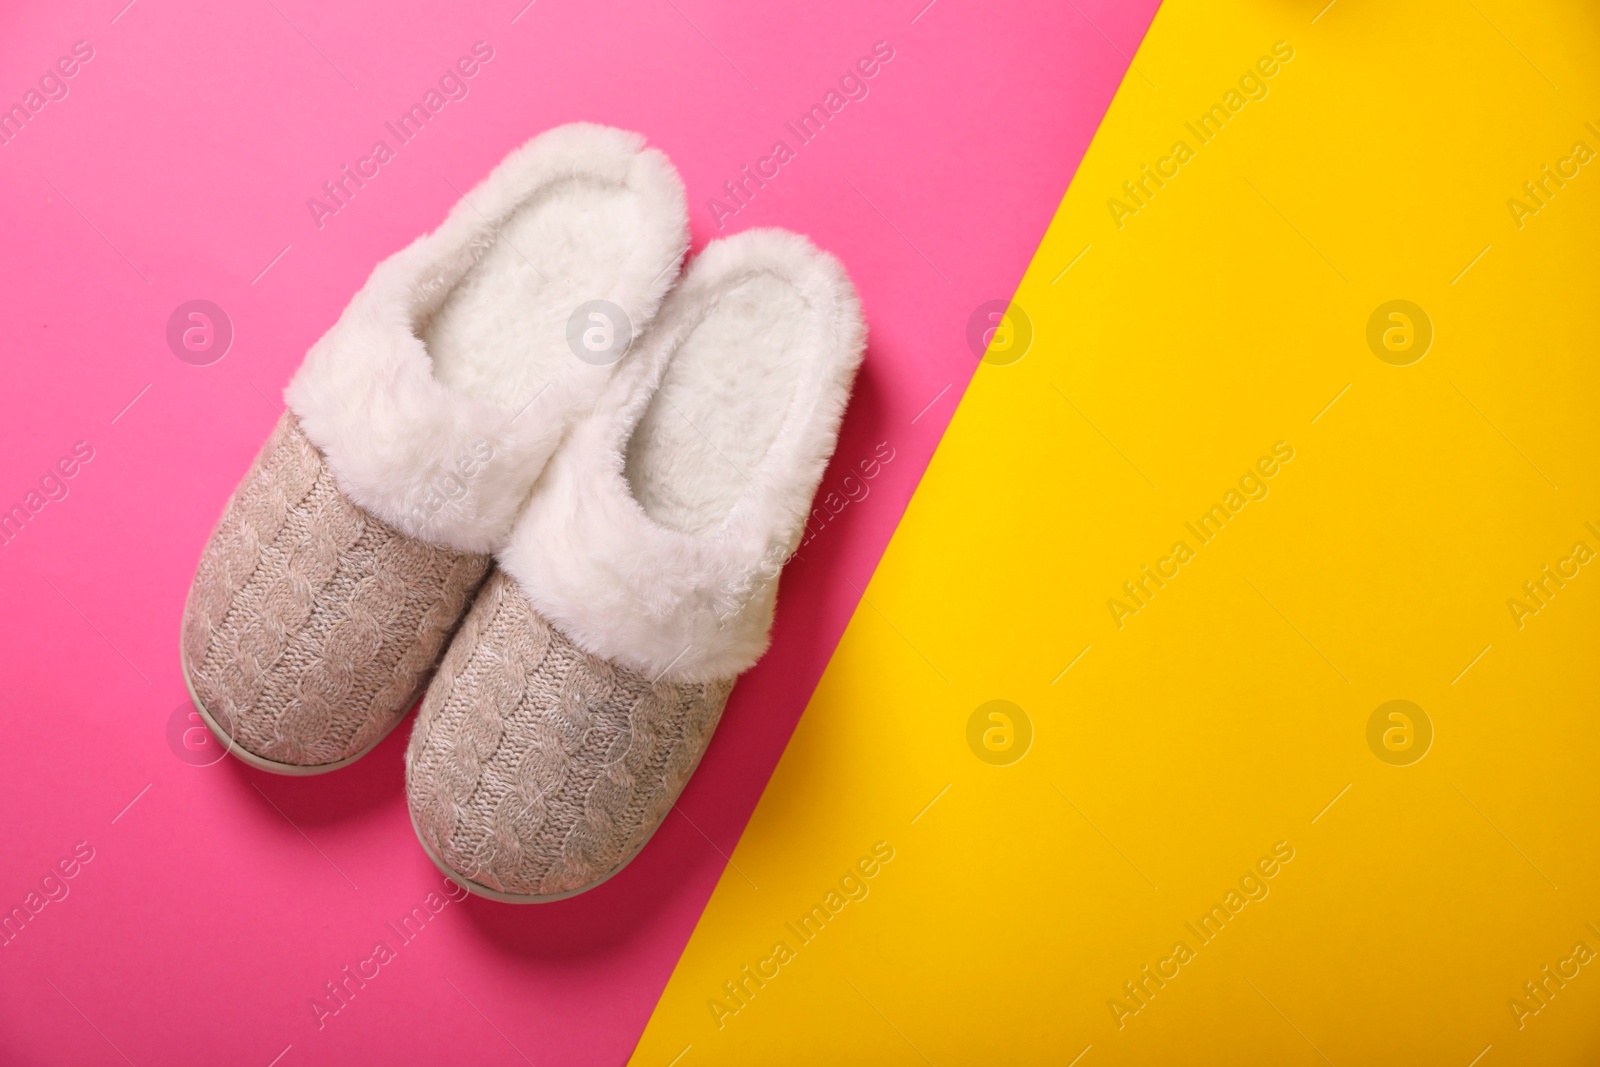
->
[406,229,865,899]
[180,124,689,774]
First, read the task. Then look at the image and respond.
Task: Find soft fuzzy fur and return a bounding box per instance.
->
[285,123,689,553]
[499,229,866,683]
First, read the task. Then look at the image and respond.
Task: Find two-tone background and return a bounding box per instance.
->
[3,1,1598,1064]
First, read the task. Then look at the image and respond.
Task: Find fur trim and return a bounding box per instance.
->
[499,229,866,682]
[285,123,689,553]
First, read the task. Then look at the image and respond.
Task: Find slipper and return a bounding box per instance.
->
[405,228,865,899]
[180,123,689,775]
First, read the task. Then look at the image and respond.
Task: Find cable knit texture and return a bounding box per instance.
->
[406,569,732,898]
[182,413,491,768]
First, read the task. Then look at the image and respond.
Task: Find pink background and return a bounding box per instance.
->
[0,1,1156,1063]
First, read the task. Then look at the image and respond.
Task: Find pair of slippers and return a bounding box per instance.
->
[180,123,864,902]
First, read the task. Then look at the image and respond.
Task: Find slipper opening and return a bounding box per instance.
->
[420,174,663,410]
[622,270,811,536]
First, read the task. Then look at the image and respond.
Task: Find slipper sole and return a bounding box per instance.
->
[407,802,668,904]
[181,648,413,777]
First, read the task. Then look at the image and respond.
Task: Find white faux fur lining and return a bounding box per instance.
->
[284,123,689,553]
[499,229,866,682]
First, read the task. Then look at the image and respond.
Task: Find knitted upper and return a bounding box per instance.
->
[406,568,732,898]
[181,413,490,768]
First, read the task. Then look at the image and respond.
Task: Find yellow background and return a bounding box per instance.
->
[633,1,1600,1062]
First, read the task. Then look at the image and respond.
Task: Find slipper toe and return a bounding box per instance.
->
[182,414,491,774]
[405,570,730,901]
